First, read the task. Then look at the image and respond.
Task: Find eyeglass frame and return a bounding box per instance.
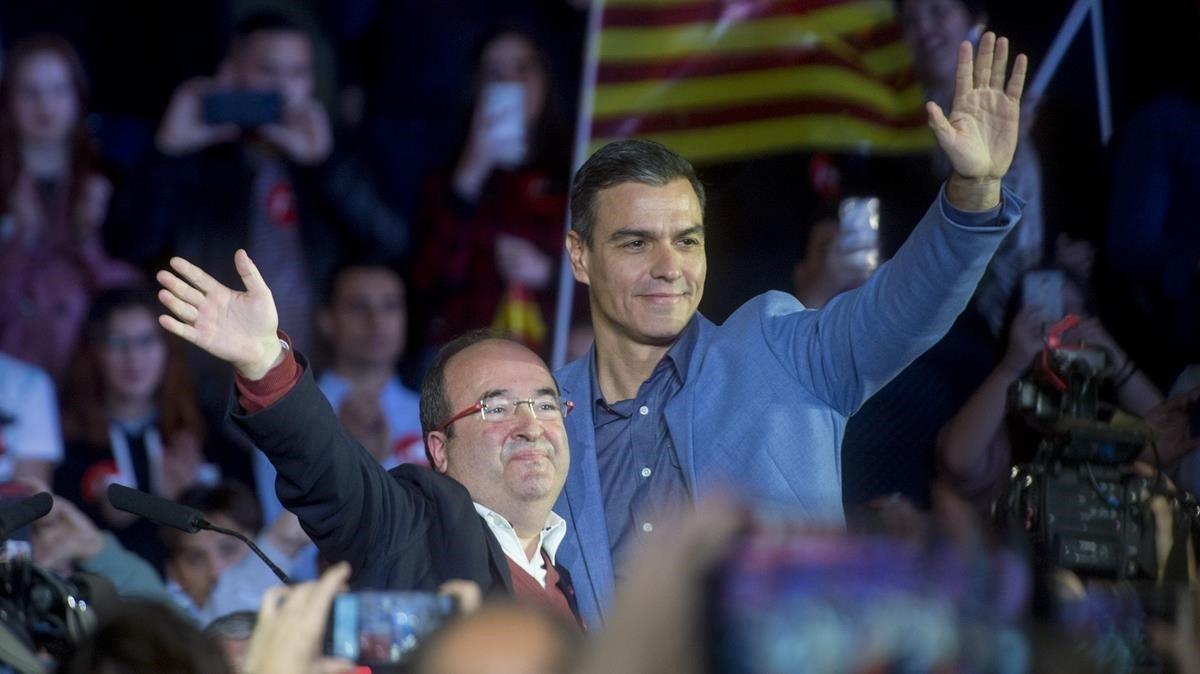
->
[432,396,575,435]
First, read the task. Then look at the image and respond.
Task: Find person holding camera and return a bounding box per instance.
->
[155,249,584,629]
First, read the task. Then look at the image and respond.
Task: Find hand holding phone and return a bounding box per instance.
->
[326,590,456,665]
[156,78,243,156]
[481,82,527,167]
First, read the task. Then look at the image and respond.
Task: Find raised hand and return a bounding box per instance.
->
[156,77,240,156]
[259,99,333,166]
[927,32,1027,180]
[155,249,283,380]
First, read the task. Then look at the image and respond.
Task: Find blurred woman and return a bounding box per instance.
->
[0,35,139,380]
[411,26,571,356]
[57,287,210,571]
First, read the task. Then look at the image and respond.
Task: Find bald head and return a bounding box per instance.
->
[413,603,578,674]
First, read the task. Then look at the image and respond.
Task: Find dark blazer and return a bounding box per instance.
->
[230,360,578,614]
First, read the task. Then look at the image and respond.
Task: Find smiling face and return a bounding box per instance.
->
[426,340,569,516]
[567,179,706,348]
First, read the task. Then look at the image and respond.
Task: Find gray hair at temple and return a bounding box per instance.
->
[569,139,706,247]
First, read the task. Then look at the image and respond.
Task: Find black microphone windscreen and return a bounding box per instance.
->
[107,484,204,533]
[0,492,53,537]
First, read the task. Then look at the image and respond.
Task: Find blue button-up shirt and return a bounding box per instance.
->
[590,318,699,579]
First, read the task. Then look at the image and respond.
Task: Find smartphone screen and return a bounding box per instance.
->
[202,91,282,128]
[326,591,454,665]
[707,531,1030,674]
[0,481,37,561]
[481,82,526,166]
[836,197,881,274]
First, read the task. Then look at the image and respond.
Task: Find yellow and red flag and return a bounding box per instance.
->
[585,0,934,164]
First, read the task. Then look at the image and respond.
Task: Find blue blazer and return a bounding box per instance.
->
[553,189,1023,627]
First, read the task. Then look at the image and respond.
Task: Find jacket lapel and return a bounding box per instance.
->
[555,349,615,628]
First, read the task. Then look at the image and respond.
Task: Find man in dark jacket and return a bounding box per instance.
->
[156,250,582,627]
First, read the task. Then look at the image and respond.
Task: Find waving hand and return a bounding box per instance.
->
[156,249,283,380]
[927,32,1028,187]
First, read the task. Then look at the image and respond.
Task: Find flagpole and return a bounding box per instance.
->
[551,0,606,370]
[1088,0,1113,144]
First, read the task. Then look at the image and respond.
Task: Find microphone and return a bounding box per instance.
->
[107,484,291,584]
[0,492,53,540]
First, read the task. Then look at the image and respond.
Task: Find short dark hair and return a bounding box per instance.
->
[321,260,406,309]
[162,481,262,555]
[418,330,505,464]
[59,600,231,674]
[569,139,706,246]
[204,611,258,642]
[232,10,313,46]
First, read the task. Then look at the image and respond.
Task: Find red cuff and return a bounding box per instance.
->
[235,333,303,413]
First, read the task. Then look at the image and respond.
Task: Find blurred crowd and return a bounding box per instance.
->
[2,0,1200,673]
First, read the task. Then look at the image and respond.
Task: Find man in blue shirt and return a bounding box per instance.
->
[555,33,1030,627]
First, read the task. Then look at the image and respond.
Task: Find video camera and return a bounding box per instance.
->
[998,316,1199,582]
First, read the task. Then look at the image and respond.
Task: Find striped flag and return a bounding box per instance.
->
[586,0,935,164]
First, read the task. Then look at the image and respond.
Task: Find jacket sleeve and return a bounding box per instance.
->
[293,152,409,263]
[761,185,1021,416]
[230,359,431,581]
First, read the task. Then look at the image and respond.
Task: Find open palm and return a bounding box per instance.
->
[156,249,282,379]
[927,33,1028,180]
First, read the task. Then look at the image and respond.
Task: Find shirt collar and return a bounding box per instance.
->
[472,502,567,566]
[589,315,701,412]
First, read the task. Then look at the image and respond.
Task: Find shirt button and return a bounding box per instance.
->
[642,522,653,533]
[639,405,649,416]
[641,467,652,478]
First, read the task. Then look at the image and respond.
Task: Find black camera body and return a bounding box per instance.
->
[1005,460,1159,579]
[998,344,1197,583]
[0,559,98,665]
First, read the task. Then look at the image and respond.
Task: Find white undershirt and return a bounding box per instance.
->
[472,503,566,588]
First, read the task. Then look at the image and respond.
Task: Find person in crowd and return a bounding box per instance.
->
[204,611,258,674]
[0,34,140,381]
[410,602,582,674]
[791,206,879,310]
[106,13,409,471]
[155,250,584,628]
[254,261,422,537]
[554,33,1028,626]
[163,480,310,626]
[936,266,1164,514]
[897,0,1045,335]
[31,487,171,603]
[58,600,233,674]
[317,261,424,469]
[108,11,407,354]
[56,287,210,572]
[411,26,571,356]
[0,352,64,485]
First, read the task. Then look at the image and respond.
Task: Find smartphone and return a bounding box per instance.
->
[325,590,455,665]
[1022,270,1064,323]
[481,82,526,166]
[837,196,881,274]
[707,529,1030,674]
[202,91,282,128]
